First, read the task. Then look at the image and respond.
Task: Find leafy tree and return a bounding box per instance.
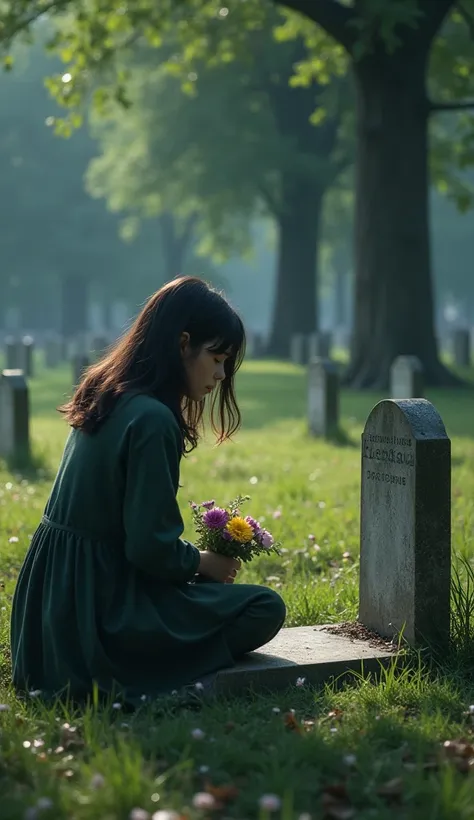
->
[3,0,474,384]
[85,29,350,357]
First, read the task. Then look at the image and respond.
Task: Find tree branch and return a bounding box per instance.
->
[273,0,356,52]
[456,1,474,40]
[0,0,73,43]
[415,0,456,42]
[430,99,474,112]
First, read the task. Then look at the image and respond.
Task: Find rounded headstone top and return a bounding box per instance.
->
[363,399,449,441]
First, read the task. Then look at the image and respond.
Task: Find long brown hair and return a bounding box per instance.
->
[58,277,246,451]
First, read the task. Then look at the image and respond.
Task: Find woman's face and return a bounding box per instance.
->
[181,337,229,401]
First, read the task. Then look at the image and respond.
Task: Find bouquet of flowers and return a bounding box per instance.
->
[190,495,281,563]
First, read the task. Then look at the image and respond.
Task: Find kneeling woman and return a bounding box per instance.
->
[10,276,285,705]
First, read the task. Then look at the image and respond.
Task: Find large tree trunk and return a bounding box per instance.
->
[268,180,323,358]
[159,212,196,280]
[344,45,461,388]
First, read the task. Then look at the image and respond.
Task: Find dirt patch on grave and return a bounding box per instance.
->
[322,621,399,653]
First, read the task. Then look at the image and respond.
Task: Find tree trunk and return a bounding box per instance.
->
[268,180,323,358]
[159,212,195,280]
[344,47,461,389]
[61,275,89,340]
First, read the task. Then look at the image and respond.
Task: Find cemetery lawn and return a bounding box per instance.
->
[2,359,474,819]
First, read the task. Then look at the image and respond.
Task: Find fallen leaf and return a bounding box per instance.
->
[443,740,474,759]
[322,792,354,820]
[284,712,302,733]
[204,782,239,803]
[323,784,349,800]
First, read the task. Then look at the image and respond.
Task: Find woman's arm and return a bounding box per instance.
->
[122,407,200,583]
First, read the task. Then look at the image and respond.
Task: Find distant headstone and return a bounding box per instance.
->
[44,334,62,368]
[72,354,90,387]
[308,331,332,360]
[5,336,18,369]
[18,335,34,378]
[290,334,306,365]
[308,358,339,438]
[0,370,30,462]
[254,333,266,358]
[359,399,451,648]
[90,335,109,362]
[390,356,424,399]
[453,329,471,367]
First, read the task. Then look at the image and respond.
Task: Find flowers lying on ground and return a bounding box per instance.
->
[190,496,281,563]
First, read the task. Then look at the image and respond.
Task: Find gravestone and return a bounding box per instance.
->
[308,331,332,360]
[390,356,424,399]
[72,354,90,387]
[0,370,30,462]
[290,333,305,365]
[44,334,62,368]
[19,335,34,378]
[308,358,339,438]
[5,336,18,369]
[453,329,471,367]
[90,334,109,362]
[359,399,451,648]
[253,333,266,358]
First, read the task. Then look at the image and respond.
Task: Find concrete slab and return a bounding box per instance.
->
[214,624,398,695]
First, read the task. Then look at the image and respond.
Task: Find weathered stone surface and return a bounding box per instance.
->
[359,399,451,649]
[213,625,396,694]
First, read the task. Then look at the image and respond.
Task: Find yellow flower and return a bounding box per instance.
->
[225,516,254,543]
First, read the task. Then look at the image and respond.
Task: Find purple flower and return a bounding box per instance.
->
[245,515,262,536]
[201,500,215,510]
[260,529,274,549]
[222,528,233,541]
[203,507,229,529]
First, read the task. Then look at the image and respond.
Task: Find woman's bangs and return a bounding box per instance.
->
[206,312,245,360]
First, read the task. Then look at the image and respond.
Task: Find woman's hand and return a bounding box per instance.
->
[198,551,241,584]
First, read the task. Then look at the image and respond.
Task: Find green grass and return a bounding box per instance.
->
[2,358,474,818]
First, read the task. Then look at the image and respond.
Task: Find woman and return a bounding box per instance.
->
[10,276,286,706]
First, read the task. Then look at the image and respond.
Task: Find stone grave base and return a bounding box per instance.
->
[211,624,399,696]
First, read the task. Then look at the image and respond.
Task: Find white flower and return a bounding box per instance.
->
[90,773,106,789]
[28,690,42,698]
[129,809,150,820]
[343,754,357,767]
[296,677,306,687]
[194,682,204,692]
[0,704,10,711]
[469,705,474,715]
[141,694,147,702]
[198,765,210,774]
[259,794,281,812]
[112,702,122,710]
[191,728,205,740]
[152,812,181,820]
[192,793,216,809]
[272,707,281,714]
[9,536,19,543]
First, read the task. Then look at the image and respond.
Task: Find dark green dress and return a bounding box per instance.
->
[10,393,265,705]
